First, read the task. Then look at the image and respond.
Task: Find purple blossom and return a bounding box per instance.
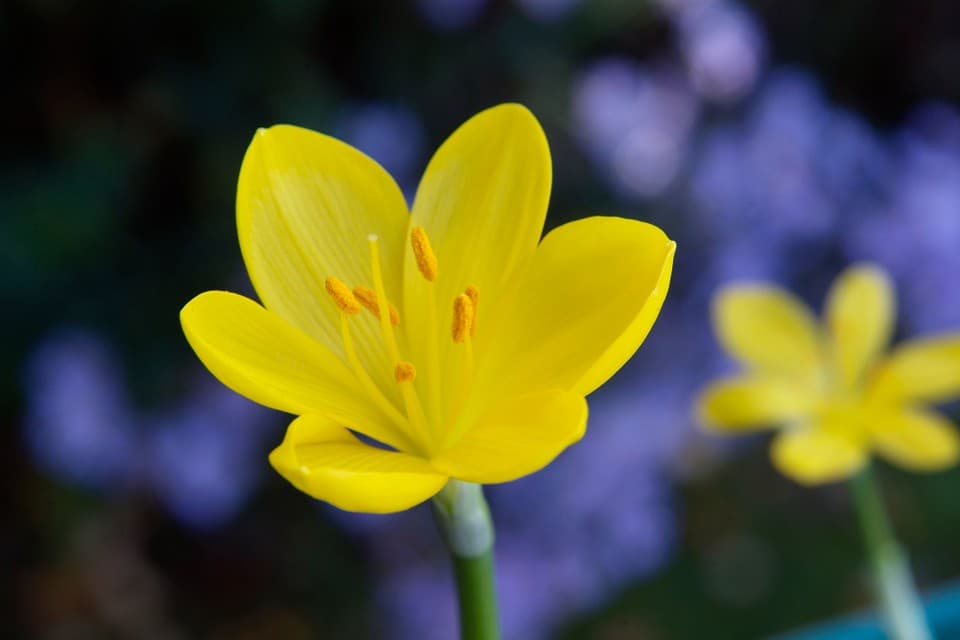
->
[573,58,699,197]
[21,329,275,530]
[689,70,840,241]
[817,108,892,200]
[844,102,960,334]
[378,566,457,640]
[333,103,426,189]
[674,0,767,103]
[22,330,139,489]
[144,379,274,531]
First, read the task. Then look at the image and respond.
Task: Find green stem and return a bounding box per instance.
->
[848,466,932,640]
[452,551,498,640]
[432,480,500,640]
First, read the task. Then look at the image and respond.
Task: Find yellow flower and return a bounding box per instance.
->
[180,104,675,513]
[698,264,960,485]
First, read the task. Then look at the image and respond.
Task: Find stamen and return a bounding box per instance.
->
[337,313,408,431]
[354,285,400,325]
[452,294,474,343]
[392,360,429,444]
[394,361,417,383]
[411,226,438,281]
[325,277,362,314]
[368,235,401,363]
[446,295,476,447]
[464,285,479,336]
[369,234,432,446]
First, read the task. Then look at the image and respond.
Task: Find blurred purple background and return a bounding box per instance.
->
[7,0,960,637]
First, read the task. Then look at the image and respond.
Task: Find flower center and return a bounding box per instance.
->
[324,227,479,455]
[812,391,871,445]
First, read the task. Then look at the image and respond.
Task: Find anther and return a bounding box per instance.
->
[452,294,474,343]
[394,361,417,383]
[354,285,400,325]
[464,285,479,336]
[325,277,361,314]
[411,226,438,282]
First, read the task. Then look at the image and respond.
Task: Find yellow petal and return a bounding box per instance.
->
[270,415,447,513]
[181,291,417,452]
[403,104,551,414]
[430,390,587,483]
[825,264,895,389]
[870,408,960,472]
[697,376,817,432]
[476,217,674,399]
[237,124,409,398]
[713,284,823,379]
[869,334,960,404]
[407,103,550,299]
[771,428,867,485]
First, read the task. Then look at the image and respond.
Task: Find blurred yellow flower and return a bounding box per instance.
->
[698,264,960,485]
[180,104,675,513]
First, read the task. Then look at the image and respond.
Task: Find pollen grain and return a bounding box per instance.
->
[411,226,438,281]
[325,277,361,314]
[354,285,400,325]
[394,361,417,383]
[464,285,479,336]
[452,294,474,343]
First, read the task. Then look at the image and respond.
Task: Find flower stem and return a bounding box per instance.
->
[451,551,498,640]
[848,466,932,640]
[432,480,500,640]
